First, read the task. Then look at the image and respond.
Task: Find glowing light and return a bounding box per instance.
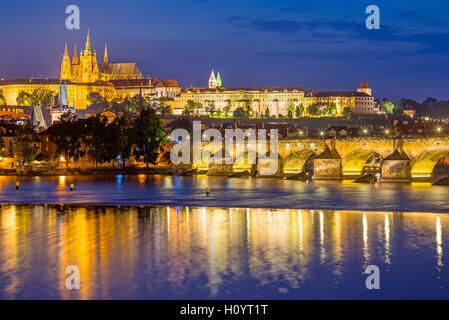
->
[385,214,391,264]
[60,156,65,162]
[363,213,369,264]
[436,216,443,267]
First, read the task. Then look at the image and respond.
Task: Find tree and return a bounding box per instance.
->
[132,108,167,168]
[16,90,33,106]
[342,107,353,120]
[264,108,271,118]
[295,104,304,118]
[111,116,134,168]
[288,104,295,119]
[205,103,217,117]
[0,132,5,157]
[308,103,321,116]
[160,105,173,116]
[0,89,6,106]
[183,100,196,116]
[50,112,85,169]
[14,121,39,165]
[31,88,55,108]
[86,92,108,111]
[233,107,246,118]
[382,100,395,114]
[84,115,119,168]
[245,105,252,118]
[223,104,231,118]
[325,103,337,117]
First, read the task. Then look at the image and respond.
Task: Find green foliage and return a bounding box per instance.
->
[17,89,55,107]
[111,117,134,168]
[233,107,246,118]
[325,103,337,117]
[83,115,119,167]
[183,100,196,116]
[205,103,217,117]
[308,103,321,116]
[264,108,271,118]
[14,121,39,165]
[382,100,395,114]
[295,104,304,118]
[86,92,108,111]
[0,89,6,106]
[49,112,85,168]
[342,107,353,120]
[132,108,167,168]
[16,91,33,106]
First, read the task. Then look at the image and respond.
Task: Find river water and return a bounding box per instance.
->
[0,175,448,212]
[0,175,448,299]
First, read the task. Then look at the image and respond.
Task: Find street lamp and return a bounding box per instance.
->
[363,128,368,136]
[436,126,443,134]
[385,129,390,136]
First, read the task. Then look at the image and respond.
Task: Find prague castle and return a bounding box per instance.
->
[0,31,180,109]
[60,30,142,83]
[172,72,377,116]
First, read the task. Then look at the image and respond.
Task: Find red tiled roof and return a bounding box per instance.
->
[359,80,370,89]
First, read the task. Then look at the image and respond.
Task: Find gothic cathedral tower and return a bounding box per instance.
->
[79,30,99,83]
[208,70,216,88]
[60,42,71,80]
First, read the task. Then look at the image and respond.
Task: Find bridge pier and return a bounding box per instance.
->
[313,145,342,180]
[381,149,411,182]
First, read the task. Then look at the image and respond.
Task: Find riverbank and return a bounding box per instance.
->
[0,167,176,177]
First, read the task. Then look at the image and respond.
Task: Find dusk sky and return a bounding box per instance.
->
[0,0,448,102]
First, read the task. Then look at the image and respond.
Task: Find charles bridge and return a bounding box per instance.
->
[162,137,449,182]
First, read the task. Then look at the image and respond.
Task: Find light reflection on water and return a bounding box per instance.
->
[0,204,448,299]
[0,175,448,213]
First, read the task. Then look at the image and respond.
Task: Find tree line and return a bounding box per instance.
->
[0,108,167,169]
[50,108,166,168]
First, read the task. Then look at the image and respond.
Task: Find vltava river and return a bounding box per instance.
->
[0,204,448,299]
[0,175,448,212]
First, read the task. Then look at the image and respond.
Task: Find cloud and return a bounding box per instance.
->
[246,18,301,34]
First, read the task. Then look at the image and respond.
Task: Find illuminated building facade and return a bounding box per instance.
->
[0,31,180,110]
[173,76,378,116]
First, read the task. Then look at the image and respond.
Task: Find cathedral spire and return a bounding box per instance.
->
[63,42,69,57]
[84,29,92,55]
[216,72,222,88]
[104,43,108,65]
[208,70,216,88]
[72,44,79,64]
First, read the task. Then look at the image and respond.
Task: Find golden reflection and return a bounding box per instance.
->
[436,216,443,268]
[58,175,66,187]
[363,213,369,265]
[319,211,326,263]
[385,214,391,264]
[2,206,449,299]
[298,210,303,252]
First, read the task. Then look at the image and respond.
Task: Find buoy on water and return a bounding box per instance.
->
[16,182,20,190]
[70,184,74,191]
[206,187,210,196]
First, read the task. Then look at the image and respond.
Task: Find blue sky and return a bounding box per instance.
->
[0,0,449,101]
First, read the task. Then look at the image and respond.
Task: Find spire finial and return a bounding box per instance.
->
[63,42,69,57]
[104,43,108,65]
[84,29,92,55]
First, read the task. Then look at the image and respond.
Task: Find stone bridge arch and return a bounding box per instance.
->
[232,150,258,173]
[411,149,449,180]
[342,150,381,177]
[283,149,316,174]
